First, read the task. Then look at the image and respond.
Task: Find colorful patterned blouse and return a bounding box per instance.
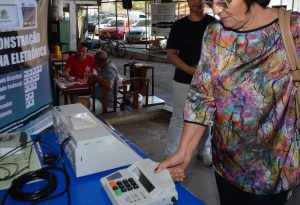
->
[184,11,300,194]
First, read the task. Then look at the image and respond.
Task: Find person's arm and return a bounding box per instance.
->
[64,56,74,77]
[167,49,197,75]
[155,122,206,181]
[88,75,112,90]
[64,66,71,77]
[157,28,216,181]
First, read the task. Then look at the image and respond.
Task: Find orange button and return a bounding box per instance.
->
[109,181,117,187]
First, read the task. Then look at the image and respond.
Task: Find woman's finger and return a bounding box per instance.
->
[169,167,186,182]
[154,159,171,173]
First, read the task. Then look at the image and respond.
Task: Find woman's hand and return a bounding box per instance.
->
[154,150,189,182]
[155,123,206,182]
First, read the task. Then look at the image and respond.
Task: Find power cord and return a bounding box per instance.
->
[10,168,58,201]
[172,196,178,205]
[0,136,72,205]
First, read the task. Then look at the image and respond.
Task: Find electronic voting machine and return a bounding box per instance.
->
[53,103,142,177]
[101,158,178,205]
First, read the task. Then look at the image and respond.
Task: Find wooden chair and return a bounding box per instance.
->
[120,77,150,110]
[91,78,118,113]
[123,62,154,96]
[123,62,165,107]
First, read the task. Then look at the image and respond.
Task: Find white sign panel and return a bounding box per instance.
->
[0,5,19,30]
[151,3,176,36]
[0,0,51,133]
[0,0,37,32]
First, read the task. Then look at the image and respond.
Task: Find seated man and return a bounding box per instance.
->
[64,42,94,79]
[74,51,120,113]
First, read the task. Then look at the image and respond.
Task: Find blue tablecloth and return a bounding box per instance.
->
[0,128,205,205]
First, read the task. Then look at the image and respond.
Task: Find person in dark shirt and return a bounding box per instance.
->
[164,0,215,166]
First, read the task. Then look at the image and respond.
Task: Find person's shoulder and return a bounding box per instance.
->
[207,20,221,31]
[105,61,117,71]
[69,53,77,59]
[204,21,222,40]
[205,14,217,23]
[86,54,94,60]
[110,62,119,73]
[67,53,78,62]
[173,16,189,25]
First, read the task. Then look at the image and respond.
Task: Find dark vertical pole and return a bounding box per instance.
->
[115,1,118,42]
[145,1,147,50]
[127,8,130,43]
[97,4,100,35]
[48,0,57,105]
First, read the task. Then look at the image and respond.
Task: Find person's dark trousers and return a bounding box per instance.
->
[215,172,289,205]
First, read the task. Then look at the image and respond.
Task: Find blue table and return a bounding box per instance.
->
[0,128,205,205]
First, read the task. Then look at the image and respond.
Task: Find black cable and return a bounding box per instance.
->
[0,166,11,179]
[29,137,72,205]
[0,164,17,181]
[60,137,72,170]
[28,167,70,205]
[10,168,58,201]
[0,136,72,205]
[38,140,60,166]
[172,196,178,205]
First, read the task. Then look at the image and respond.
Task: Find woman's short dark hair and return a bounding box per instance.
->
[244,0,270,11]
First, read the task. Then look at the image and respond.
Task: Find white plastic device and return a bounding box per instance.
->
[53,103,142,177]
[101,158,178,205]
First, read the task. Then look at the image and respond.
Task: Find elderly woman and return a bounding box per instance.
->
[155,0,300,205]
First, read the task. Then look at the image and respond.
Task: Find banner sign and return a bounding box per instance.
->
[151,3,176,36]
[0,0,52,133]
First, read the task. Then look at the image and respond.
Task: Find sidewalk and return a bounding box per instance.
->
[125,44,169,63]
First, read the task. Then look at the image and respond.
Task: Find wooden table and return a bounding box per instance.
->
[54,77,92,105]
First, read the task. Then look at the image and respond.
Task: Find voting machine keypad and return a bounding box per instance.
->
[108,177,147,203]
[101,159,178,205]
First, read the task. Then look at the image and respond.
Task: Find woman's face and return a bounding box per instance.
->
[212,0,252,30]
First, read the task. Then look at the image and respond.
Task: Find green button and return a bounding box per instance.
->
[114,189,122,196]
